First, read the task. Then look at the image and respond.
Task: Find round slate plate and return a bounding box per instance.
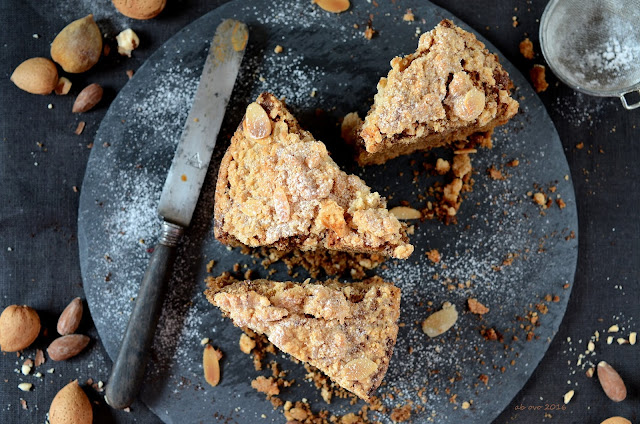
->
[78,1,579,423]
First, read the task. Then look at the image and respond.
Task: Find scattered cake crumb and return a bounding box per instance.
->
[274,45,283,54]
[390,403,412,422]
[426,249,441,263]
[251,376,280,396]
[468,298,489,315]
[519,38,534,59]
[530,64,549,92]
[403,9,414,22]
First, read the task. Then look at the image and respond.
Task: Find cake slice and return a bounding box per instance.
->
[346,19,519,165]
[214,92,413,259]
[205,275,401,402]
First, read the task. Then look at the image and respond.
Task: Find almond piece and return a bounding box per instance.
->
[389,206,422,220]
[10,58,59,95]
[57,297,83,335]
[203,344,222,387]
[422,302,458,337]
[72,83,103,113]
[54,77,72,95]
[47,334,90,361]
[313,0,350,13]
[116,29,140,57]
[600,417,632,424]
[342,358,377,381]
[597,361,627,402]
[243,102,272,140]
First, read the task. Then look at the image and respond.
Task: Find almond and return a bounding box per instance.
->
[0,305,41,352]
[422,302,458,337]
[55,77,72,95]
[51,15,102,73]
[600,417,632,424]
[342,358,378,381]
[47,334,90,361]
[389,206,422,220]
[49,380,93,424]
[203,344,222,387]
[72,83,103,113]
[597,361,627,402]
[57,297,83,335]
[10,58,59,95]
[116,29,140,57]
[243,102,272,140]
[313,0,350,13]
[112,0,166,20]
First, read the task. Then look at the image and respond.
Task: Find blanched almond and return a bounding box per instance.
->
[342,358,377,381]
[243,102,272,140]
[389,206,421,220]
[422,302,458,337]
[203,344,222,387]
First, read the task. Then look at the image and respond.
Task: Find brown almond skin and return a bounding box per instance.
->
[72,83,103,113]
[49,380,93,424]
[0,305,41,352]
[597,361,627,402]
[47,334,90,361]
[112,0,166,20]
[51,15,102,73]
[57,297,83,336]
[10,58,59,95]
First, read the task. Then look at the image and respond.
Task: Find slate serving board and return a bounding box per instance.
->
[78,1,579,422]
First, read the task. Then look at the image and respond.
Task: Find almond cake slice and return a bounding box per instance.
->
[345,19,519,166]
[205,274,401,402]
[214,92,413,259]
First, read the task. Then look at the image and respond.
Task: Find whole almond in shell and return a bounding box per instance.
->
[112,0,166,20]
[49,380,93,424]
[597,361,627,402]
[51,15,102,73]
[57,297,83,335]
[47,334,90,361]
[0,305,40,352]
[601,418,632,424]
[72,84,103,113]
[10,58,58,95]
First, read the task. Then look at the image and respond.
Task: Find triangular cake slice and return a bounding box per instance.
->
[214,92,413,259]
[347,19,519,165]
[205,274,401,402]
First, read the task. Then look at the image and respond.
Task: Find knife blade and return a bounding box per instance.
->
[105,19,248,410]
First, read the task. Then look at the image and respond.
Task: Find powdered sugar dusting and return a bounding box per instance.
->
[79,2,578,423]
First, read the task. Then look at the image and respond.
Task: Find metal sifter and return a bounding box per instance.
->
[540,0,640,109]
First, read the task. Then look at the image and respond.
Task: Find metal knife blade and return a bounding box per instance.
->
[158,19,249,227]
[105,19,248,410]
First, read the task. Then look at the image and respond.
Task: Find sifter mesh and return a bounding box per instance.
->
[540,0,640,100]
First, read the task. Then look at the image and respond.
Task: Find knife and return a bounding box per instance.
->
[105,19,248,410]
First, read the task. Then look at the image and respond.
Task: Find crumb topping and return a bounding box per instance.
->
[206,274,401,402]
[215,93,413,259]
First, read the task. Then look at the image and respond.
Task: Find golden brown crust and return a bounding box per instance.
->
[351,19,519,165]
[205,275,401,401]
[214,93,413,259]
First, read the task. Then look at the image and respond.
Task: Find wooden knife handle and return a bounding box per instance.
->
[105,221,183,410]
